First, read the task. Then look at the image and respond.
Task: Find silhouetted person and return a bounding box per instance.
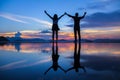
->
[44,42,65,75]
[44,11,65,42]
[66,12,87,42]
[66,42,86,73]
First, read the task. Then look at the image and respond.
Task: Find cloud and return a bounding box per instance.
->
[65,24,73,27]
[82,10,120,27]
[86,0,114,10]
[78,2,107,11]
[0,12,52,27]
[21,30,40,34]
[40,30,51,33]
[78,0,120,11]
[15,14,52,27]
[100,0,120,2]
[86,3,107,10]
[0,13,28,23]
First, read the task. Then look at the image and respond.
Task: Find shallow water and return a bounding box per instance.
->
[0,43,120,80]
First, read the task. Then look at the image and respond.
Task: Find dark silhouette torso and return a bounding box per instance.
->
[73,17,81,30]
[52,18,59,31]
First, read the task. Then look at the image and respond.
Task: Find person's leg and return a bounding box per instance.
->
[78,29,81,43]
[74,30,77,42]
[52,31,54,42]
[78,41,81,58]
[56,31,58,42]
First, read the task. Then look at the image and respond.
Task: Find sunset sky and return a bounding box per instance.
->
[0,0,120,40]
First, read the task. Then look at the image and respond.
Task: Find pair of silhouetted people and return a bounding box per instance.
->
[44,42,86,75]
[44,11,87,42]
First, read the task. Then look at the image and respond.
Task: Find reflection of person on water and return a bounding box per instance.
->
[44,42,65,75]
[44,11,65,42]
[14,43,21,52]
[66,42,86,73]
[66,12,86,42]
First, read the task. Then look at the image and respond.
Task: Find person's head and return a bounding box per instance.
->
[53,66,57,71]
[75,13,79,17]
[75,68,79,72]
[53,14,58,19]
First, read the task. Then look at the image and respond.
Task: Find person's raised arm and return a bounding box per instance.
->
[44,10,53,19]
[66,67,74,72]
[80,12,87,19]
[79,66,86,73]
[65,12,74,18]
[44,66,52,75]
[58,65,66,73]
[58,13,65,20]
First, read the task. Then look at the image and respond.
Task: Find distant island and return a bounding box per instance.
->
[0,36,120,43]
[0,32,120,43]
[0,36,9,42]
[0,36,9,45]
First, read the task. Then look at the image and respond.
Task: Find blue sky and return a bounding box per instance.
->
[0,0,120,39]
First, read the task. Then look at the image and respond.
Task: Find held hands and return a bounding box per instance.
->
[63,12,66,15]
[65,12,68,15]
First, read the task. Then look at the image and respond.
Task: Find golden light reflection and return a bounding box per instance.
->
[81,43,120,56]
[0,43,74,53]
[0,44,16,52]
[20,43,47,53]
[0,43,120,56]
[58,43,74,53]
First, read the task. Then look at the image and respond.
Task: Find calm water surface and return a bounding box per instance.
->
[0,43,120,80]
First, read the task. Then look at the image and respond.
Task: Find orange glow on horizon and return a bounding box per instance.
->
[0,27,120,40]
